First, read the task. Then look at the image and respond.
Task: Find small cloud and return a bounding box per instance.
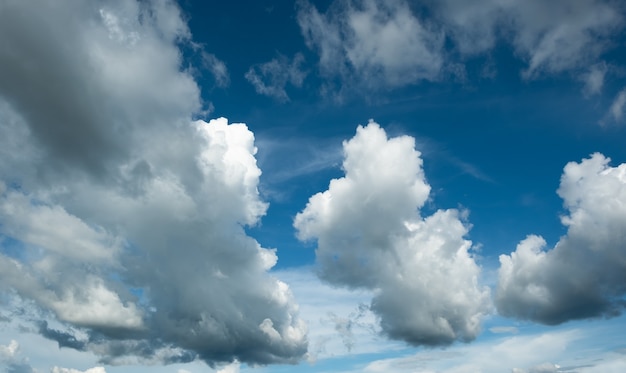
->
[581,62,608,96]
[202,52,230,88]
[245,53,307,102]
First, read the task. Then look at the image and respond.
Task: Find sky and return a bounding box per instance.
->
[1,0,626,372]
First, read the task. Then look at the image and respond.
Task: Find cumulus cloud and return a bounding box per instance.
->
[0,0,305,366]
[297,0,444,92]
[0,340,35,373]
[245,53,307,102]
[497,153,626,324]
[295,121,490,346]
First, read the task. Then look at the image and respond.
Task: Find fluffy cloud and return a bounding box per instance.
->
[245,53,307,102]
[295,121,490,346]
[0,0,305,366]
[0,340,35,373]
[497,153,626,324]
[297,0,444,92]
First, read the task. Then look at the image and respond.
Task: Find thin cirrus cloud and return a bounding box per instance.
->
[0,0,306,366]
[497,153,626,325]
[295,121,491,346]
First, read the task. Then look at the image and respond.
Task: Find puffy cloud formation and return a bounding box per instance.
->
[497,153,626,324]
[0,0,305,366]
[0,340,35,373]
[295,121,490,346]
[245,53,307,102]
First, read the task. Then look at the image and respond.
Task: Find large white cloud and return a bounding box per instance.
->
[497,153,626,324]
[295,121,490,346]
[0,0,306,366]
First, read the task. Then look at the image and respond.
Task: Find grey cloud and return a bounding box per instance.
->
[38,322,87,351]
[245,53,307,102]
[0,0,306,367]
[295,121,491,346]
[497,153,626,325]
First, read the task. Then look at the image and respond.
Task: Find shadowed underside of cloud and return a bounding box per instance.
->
[497,153,626,324]
[0,0,306,366]
[295,121,491,346]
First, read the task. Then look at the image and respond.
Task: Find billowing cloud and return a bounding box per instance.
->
[0,340,35,373]
[497,153,626,324]
[297,0,444,92]
[245,53,307,102]
[0,0,305,366]
[295,121,490,346]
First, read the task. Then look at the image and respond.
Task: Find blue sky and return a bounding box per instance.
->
[1,1,626,372]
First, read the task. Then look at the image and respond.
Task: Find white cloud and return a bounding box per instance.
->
[295,121,490,346]
[0,340,19,359]
[581,62,608,96]
[609,88,626,122]
[0,0,306,366]
[0,339,35,373]
[439,0,625,78]
[245,53,307,102]
[497,153,626,324]
[202,52,230,88]
[297,0,444,92]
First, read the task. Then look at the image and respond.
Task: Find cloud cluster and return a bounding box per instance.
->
[497,153,626,324]
[297,0,625,94]
[437,0,624,78]
[295,121,490,346]
[0,0,305,366]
